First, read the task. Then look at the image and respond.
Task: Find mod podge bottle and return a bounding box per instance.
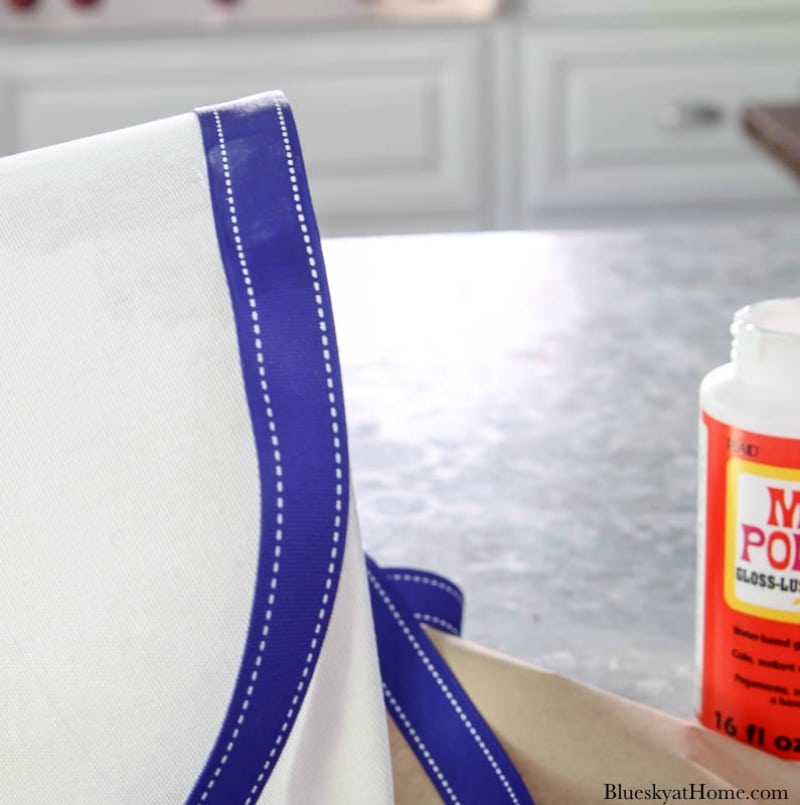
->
[698,298,800,758]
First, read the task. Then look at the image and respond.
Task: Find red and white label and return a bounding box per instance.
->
[698,411,800,758]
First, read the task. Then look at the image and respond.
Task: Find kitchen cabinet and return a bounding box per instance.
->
[1,5,799,234]
[519,23,800,226]
[526,0,800,16]
[0,28,491,235]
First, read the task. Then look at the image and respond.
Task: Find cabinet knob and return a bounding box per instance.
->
[656,101,724,132]
[71,0,102,6]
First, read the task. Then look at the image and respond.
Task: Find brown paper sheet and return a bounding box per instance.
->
[391,631,800,804]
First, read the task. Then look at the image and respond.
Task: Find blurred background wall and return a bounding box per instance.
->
[1,0,799,235]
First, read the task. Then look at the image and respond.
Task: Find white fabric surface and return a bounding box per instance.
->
[0,109,391,803]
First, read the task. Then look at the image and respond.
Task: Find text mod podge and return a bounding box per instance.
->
[698,298,800,759]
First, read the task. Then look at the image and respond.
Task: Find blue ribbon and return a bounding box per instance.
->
[381,566,465,636]
[368,558,533,804]
[190,90,533,805]
[190,93,349,805]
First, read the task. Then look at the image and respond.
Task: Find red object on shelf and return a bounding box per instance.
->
[7,0,37,10]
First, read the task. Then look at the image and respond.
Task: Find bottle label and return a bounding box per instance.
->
[699,411,800,758]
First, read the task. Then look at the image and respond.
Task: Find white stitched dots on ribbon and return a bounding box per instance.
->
[384,683,460,804]
[413,612,459,635]
[196,111,286,804]
[387,571,464,605]
[242,98,346,805]
[368,570,521,805]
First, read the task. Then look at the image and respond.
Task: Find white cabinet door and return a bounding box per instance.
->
[526,0,800,17]
[0,28,491,235]
[520,24,800,223]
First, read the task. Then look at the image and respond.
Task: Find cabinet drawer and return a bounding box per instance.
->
[0,29,490,235]
[521,24,800,216]
[525,0,800,17]
[567,61,800,166]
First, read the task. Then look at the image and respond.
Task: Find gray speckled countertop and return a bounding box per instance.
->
[321,218,800,719]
